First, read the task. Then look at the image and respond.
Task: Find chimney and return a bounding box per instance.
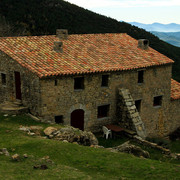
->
[56,29,68,40]
[53,41,63,53]
[138,39,149,50]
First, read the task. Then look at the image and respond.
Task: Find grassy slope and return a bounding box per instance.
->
[0,0,180,81]
[0,114,180,179]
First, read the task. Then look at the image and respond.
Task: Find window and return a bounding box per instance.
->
[138,70,144,83]
[101,75,109,87]
[55,115,63,124]
[55,79,58,86]
[135,100,141,112]
[1,73,6,85]
[97,105,110,118]
[74,77,84,90]
[153,96,162,107]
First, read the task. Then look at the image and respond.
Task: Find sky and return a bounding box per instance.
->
[65,0,180,24]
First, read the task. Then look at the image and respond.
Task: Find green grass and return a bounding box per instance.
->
[97,132,180,164]
[0,113,180,179]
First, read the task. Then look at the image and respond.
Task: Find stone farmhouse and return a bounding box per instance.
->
[0,30,180,138]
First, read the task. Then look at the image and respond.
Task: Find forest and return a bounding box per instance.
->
[0,0,180,81]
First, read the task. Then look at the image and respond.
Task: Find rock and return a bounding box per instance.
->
[170,153,180,160]
[46,126,98,146]
[1,148,10,156]
[44,127,58,136]
[114,141,150,158]
[40,164,48,170]
[3,114,8,117]
[12,154,20,161]
[33,164,48,170]
[63,140,68,143]
[23,154,28,158]
[42,156,49,160]
[29,126,43,135]
[28,132,35,136]
[73,142,79,145]
[19,126,30,132]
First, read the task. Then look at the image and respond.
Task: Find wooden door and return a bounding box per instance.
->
[14,71,22,100]
[71,109,84,130]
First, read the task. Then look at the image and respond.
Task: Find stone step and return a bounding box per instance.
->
[0,101,28,115]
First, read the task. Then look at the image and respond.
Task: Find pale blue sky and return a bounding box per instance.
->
[65,0,180,24]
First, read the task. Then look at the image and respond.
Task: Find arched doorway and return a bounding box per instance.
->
[71,109,84,130]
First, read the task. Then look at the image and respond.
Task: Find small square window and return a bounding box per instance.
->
[55,115,63,124]
[135,100,141,112]
[153,96,162,107]
[74,77,84,90]
[98,105,110,118]
[138,70,144,83]
[1,73,6,85]
[101,75,109,87]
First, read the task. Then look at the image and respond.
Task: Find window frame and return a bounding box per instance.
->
[1,73,7,86]
[153,96,162,107]
[138,70,144,84]
[101,75,109,87]
[97,104,110,119]
[74,77,84,90]
[55,115,64,124]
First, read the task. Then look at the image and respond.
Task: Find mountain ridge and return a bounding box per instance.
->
[151,31,180,47]
[130,22,180,32]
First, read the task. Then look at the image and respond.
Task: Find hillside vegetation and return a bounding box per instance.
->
[0,0,180,81]
[0,114,180,179]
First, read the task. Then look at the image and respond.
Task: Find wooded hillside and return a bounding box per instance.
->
[0,0,180,81]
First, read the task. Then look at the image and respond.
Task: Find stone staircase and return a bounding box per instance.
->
[118,88,147,139]
[0,100,28,115]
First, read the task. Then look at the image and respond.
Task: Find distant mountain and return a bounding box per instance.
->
[151,31,180,47]
[130,22,180,32]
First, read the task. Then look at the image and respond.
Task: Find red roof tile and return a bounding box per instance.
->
[171,79,180,100]
[0,33,174,78]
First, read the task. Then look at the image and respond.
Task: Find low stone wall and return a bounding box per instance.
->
[133,135,171,154]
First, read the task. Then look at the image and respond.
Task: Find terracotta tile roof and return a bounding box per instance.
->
[0,33,174,78]
[171,79,180,100]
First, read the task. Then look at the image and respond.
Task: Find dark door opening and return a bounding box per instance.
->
[71,109,84,131]
[14,71,22,100]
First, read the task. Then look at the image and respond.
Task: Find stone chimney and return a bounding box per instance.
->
[53,29,68,52]
[53,41,63,53]
[56,29,68,40]
[138,39,149,50]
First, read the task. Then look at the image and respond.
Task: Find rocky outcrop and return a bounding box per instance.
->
[44,126,98,146]
[113,141,150,158]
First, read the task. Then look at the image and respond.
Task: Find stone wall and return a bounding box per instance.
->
[39,64,176,136]
[167,99,180,134]
[0,50,178,137]
[0,51,41,115]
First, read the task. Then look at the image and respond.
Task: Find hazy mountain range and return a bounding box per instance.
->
[129,22,180,47]
[130,22,180,32]
[151,31,180,47]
